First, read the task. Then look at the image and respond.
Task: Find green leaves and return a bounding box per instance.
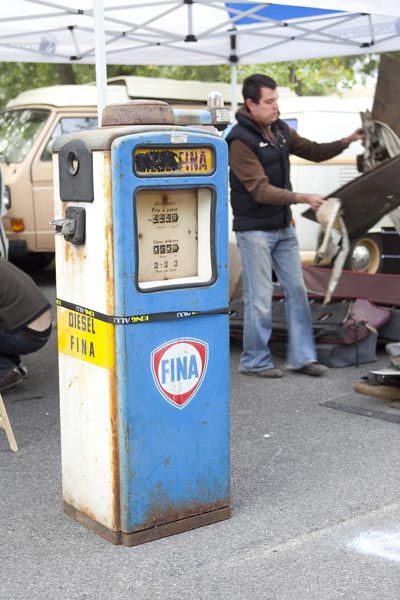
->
[0,51,399,107]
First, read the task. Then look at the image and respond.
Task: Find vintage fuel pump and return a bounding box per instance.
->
[51,95,231,546]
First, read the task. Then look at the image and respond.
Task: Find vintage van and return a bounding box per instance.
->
[0,76,234,264]
[0,84,128,264]
[0,165,8,259]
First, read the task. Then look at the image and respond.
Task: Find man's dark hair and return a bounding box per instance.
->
[242,74,277,105]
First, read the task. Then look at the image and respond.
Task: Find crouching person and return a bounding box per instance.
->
[0,259,52,392]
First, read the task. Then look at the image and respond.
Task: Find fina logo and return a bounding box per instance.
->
[151,338,208,408]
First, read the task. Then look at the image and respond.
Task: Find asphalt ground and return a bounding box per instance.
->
[2,264,400,600]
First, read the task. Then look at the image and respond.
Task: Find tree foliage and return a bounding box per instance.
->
[0,51,399,107]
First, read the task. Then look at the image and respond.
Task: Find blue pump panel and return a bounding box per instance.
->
[111,129,230,534]
[112,130,229,313]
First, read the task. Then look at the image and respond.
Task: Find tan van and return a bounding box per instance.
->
[0,84,130,264]
[0,165,8,259]
[0,76,233,264]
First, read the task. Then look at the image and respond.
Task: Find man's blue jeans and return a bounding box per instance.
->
[236,225,317,371]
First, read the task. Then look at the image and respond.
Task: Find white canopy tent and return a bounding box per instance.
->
[1,1,400,115]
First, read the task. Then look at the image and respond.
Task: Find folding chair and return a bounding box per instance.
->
[0,392,18,452]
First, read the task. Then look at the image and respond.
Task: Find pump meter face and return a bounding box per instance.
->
[135,187,215,290]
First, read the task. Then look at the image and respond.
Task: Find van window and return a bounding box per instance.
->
[0,166,8,259]
[41,117,98,161]
[283,118,298,130]
[0,108,49,163]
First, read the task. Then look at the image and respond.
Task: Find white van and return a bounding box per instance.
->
[275,91,400,273]
[277,93,369,262]
[0,166,8,259]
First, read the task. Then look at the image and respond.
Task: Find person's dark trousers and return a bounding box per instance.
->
[0,325,51,375]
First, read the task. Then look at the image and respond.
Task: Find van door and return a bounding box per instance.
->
[0,166,8,259]
[30,113,98,251]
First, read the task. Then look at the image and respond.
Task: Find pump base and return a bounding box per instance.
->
[64,501,231,546]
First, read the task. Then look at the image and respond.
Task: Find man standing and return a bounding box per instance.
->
[226,74,364,378]
[0,259,52,392]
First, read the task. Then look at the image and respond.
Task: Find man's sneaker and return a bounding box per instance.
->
[0,367,24,392]
[240,367,284,379]
[295,362,328,377]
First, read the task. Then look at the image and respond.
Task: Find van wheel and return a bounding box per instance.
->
[32,252,55,269]
[344,235,383,273]
[11,252,54,271]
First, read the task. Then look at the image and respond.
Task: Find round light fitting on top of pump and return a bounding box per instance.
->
[101,100,175,127]
[207,91,224,109]
[207,92,232,131]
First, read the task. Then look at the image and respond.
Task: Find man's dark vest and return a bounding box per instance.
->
[226,113,292,231]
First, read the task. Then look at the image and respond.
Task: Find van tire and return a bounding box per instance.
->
[11,252,54,271]
[344,235,383,273]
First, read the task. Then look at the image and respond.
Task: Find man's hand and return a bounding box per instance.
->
[295,193,325,212]
[342,127,365,147]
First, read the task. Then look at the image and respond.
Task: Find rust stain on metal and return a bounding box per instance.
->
[102,152,116,317]
[65,499,231,547]
[121,506,231,547]
[101,101,175,127]
[130,491,230,534]
[108,365,121,531]
[64,502,122,544]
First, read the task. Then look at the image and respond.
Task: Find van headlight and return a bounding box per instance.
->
[4,185,10,210]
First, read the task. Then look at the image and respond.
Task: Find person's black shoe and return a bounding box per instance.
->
[295,362,328,377]
[0,367,24,392]
[16,362,28,379]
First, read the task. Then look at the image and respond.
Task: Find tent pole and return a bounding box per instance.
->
[229,31,238,117]
[230,62,238,117]
[94,0,108,124]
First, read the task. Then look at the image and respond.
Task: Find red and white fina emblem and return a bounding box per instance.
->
[151,338,208,408]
